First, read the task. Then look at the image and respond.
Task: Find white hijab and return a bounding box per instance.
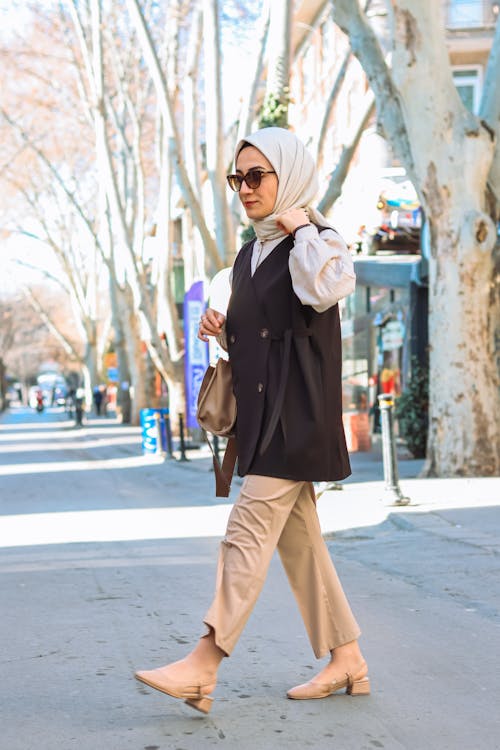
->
[235,127,333,242]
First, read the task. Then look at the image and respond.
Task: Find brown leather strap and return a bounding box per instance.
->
[259,328,292,455]
[258,326,312,456]
[204,433,238,497]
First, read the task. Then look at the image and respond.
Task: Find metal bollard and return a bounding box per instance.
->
[378,394,410,506]
[154,412,165,456]
[164,412,174,458]
[178,413,188,461]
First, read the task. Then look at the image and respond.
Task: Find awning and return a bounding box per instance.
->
[353,254,426,288]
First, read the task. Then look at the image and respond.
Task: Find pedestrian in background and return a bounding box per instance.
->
[135,127,369,713]
[93,386,103,416]
[74,387,85,427]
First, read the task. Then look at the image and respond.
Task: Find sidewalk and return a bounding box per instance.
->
[1,409,498,548]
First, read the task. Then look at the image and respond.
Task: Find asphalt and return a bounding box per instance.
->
[0,405,499,750]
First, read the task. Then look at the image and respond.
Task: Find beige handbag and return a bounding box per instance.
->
[197,358,237,497]
[196,358,236,437]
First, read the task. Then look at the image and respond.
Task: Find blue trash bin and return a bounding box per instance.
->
[140,408,169,454]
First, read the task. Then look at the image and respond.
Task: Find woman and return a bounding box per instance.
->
[135,127,369,714]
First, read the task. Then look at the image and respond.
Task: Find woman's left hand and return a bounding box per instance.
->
[275,208,310,235]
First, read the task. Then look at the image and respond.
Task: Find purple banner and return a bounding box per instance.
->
[183,280,209,429]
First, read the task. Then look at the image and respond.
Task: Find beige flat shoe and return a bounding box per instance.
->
[287,661,370,700]
[135,666,216,714]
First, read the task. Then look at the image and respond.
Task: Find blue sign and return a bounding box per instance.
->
[183,281,209,429]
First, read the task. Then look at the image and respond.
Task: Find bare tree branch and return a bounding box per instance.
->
[0,107,105,258]
[13,259,71,294]
[21,286,81,361]
[330,0,416,184]
[318,93,375,213]
[316,49,351,170]
[125,0,224,271]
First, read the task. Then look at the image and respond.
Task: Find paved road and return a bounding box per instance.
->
[1,406,499,750]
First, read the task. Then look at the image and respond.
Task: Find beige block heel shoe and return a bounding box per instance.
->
[287,661,371,700]
[135,667,215,714]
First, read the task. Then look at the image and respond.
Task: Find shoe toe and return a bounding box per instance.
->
[287,681,317,700]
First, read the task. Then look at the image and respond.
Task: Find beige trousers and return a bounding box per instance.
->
[203,474,361,658]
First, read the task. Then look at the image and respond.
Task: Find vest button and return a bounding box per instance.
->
[260,328,269,339]
[257,382,264,393]
[229,334,236,344]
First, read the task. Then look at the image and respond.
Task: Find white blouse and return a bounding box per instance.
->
[216,224,355,349]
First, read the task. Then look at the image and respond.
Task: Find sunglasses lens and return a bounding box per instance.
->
[226,175,241,192]
[227,170,268,191]
[245,170,262,189]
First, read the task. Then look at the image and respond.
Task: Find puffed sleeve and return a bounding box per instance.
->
[288,224,356,313]
[214,268,233,351]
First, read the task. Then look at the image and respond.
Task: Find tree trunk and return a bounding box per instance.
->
[116,281,151,425]
[203,0,235,266]
[426,207,499,475]
[259,0,292,128]
[184,8,203,196]
[168,361,186,437]
[387,0,499,475]
[109,269,132,422]
[83,339,99,406]
[0,359,6,412]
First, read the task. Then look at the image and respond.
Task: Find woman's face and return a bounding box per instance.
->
[235,145,278,220]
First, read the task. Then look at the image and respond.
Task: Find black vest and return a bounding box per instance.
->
[226,232,351,482]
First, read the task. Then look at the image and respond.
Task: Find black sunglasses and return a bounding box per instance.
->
[226,169,276,192]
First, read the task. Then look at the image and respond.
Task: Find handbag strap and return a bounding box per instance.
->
[203,432,238,498]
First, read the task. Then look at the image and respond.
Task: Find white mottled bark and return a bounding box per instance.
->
[390,0,498,475]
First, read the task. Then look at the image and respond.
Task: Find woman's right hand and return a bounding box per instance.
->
[198,308,226,342]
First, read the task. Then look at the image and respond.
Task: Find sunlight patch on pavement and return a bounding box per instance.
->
[0,421,72,431]
[0,437,141,453]
[0,432,75,442]
[0,454,164,476]
[0,500,393,548]
[0,506,233,548]
[0,428,141,443]
[0,468,498,549]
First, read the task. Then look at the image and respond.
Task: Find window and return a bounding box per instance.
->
[447,0,484,27]
[452,66,482,114]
